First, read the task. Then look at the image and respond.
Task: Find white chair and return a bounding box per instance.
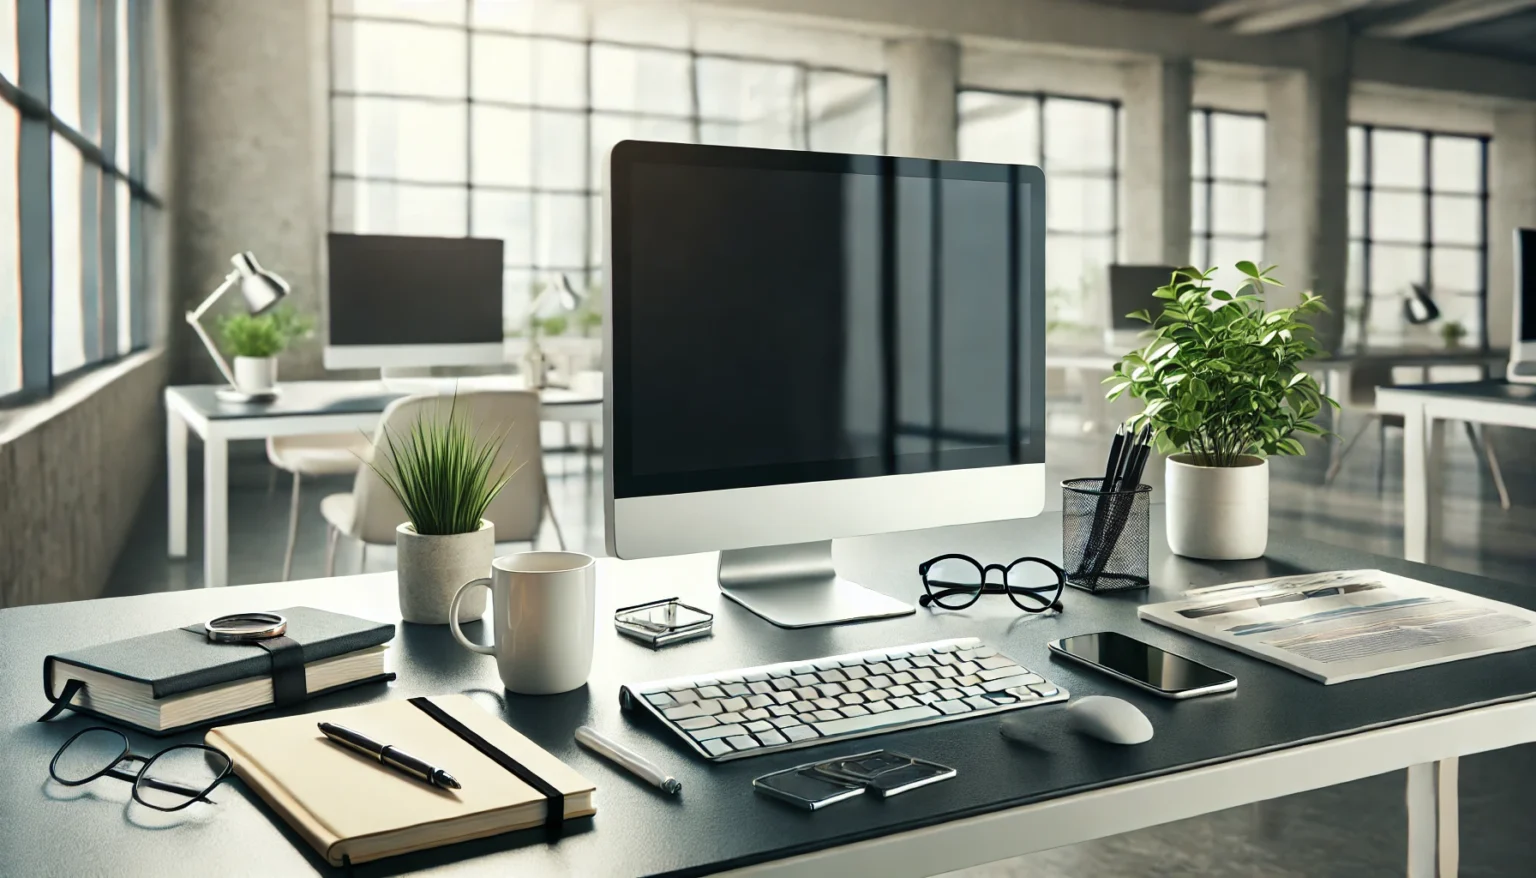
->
[320,390,564,575]
[266,434,372,581]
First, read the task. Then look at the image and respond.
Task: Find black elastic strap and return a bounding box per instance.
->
[37,675,85,723]
[408,696,565,835]
[254,635,306,708]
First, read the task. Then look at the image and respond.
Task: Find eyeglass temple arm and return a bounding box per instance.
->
[102,767,218,803]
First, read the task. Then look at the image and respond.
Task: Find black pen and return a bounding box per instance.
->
[318,722,462,790]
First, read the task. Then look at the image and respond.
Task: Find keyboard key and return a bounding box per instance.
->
[982,674,1043,693]
[957,674,983,686]
[746,694,774,709]
[723,683,751,697]
[910,655,938,667]
[719,697,748,712]
[716,712,745,724]
[793,687,819,701]
[744,672,771,683]
[813,704,941,736]
[913,668,939,683]
[867,700,894,714]
[698,685,726,699]
[692,724,747,741]
[886,649,911,660]
[865,674,892,689]
[936,689,965,701]
[716,674,744,685]
[767,668,794,678]
[768,705,794,717]
[935,665,960,678]
[864,689,891,702]
[742,708,770,721]
[931,642,962,653]
[845,679,870,693]
[965,696,996,710]
[956,661,981,676]
[908,646,933,656]
[813,659,844,671]
[817,669,848,683]
[815,683,847,698]
[961,686,985,696]
[696,700,725,716]
[934,654,961,666]
[672,689,700,704]
[757,730,788,746]
[771,716,802,728]
[978,666,1027,681]
[844,665,869,679]
[793,702,819,715]
[793,674,819,687]
[916,692,941,705]
[867,662,893,675]
[791,664,817,675]
[889,659,914,672]
[911,681,937,694]
[1029,683,1060,697]
[889,696,919,709]
[645,692,676,707]
[663,703,707,720]
[747,681,774,695]
[773,691,797,705]
[888,684,914,698]
[783,725,820,742]
[745,720,774,733]
[813,697,840,710]
[702,739,733,757]
[676,716,719,730]
[727,736,759,751]
[770,678,798,692]
[977,655,1017,671]
[984,692,1018,704]
[838,704,871,717]
[837,692,864,706]
[935,700,972,715]
[891,672,917,685]
[812,709,842,722]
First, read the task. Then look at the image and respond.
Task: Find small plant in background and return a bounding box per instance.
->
[1440,320,1467,349]
[1105,262,1337,468]
[217,306,312,358]
[365,396,519,536]
[532,314,569,339]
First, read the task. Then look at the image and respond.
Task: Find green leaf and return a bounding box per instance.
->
[1236,260,1260,279]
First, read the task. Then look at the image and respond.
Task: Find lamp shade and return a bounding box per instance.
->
[231,251,290,314]
[551,272,583,311]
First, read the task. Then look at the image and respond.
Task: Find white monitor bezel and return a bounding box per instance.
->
[323,343,506,370]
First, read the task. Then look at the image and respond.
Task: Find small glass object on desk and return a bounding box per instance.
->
[49,727,234,811]
[1062,477,1151,593]
[614,597,714,648]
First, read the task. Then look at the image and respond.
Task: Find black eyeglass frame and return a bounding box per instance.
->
[917,554,1066,613]
[48,726,234,812]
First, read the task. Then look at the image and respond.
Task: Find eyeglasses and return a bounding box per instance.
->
[49,727,234,812]
[917,554,1065,613]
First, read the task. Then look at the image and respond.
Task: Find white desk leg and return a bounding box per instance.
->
[203,435,229,588]
[167,407,188,558]
[1407,759,1459,878]
[1402,407,1444,564]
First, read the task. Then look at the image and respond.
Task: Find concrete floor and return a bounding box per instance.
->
[103,413,1536,877]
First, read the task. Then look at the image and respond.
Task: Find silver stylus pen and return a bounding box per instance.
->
[575,726,681,794]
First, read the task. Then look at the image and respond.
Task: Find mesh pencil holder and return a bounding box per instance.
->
[1062,478,1151,593]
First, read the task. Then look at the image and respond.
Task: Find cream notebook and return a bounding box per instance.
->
[206,695,596,866]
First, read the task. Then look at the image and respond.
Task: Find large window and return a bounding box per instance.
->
[1347,124,1488,347]
[956,90,1120,335]
[1191,108,1265,291]
[329,3,886,325]
[2,0,163,405]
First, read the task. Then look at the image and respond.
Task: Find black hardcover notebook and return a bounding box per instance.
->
[42,607,396,735]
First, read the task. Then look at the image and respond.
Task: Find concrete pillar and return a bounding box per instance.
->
[1490,109,1536,350]
[885,38,958,160]
[1121,58,1193,266]
[1264,24,1350,347]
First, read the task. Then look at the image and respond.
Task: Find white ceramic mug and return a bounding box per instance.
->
[449,551,597,695]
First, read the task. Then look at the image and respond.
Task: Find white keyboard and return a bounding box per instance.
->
[619,637,1069,761]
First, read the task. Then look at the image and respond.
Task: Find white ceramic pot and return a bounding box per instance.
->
[395,520,493,624]
[233,356,277,394]
[1165,453,1269,560]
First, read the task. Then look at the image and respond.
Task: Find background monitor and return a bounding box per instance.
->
[1511,229,1536,383]
[604,141,1046,627]
[324,233,505,370]
[1106,265,1177,351]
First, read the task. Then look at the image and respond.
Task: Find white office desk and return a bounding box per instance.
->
[1376,380,1536,565]
[165,379,602,588]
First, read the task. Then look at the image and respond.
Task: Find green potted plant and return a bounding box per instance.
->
[217,306,312,395]
[1440,320,1467,350]
[365,397,519,624]
[1105,263,1336,559]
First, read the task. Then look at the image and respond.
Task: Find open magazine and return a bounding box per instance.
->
[1138,569,1536,684]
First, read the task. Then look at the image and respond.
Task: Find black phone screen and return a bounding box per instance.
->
[1053,632,1233,692]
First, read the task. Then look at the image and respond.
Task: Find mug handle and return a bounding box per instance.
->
[449,578,496,656]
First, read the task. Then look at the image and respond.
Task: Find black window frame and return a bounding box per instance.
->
[1190,106,1266,270]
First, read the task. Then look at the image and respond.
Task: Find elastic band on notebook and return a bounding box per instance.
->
[408,697,565,835]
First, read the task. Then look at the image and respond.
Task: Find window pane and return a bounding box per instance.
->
[1349,187,1364,239]
[1044,233,1113,309]
[51,0,81,130]
[0,107,16,394]
[1347,241,1364,295]
[471,33,533,105]
[1042,99,1114,172]
[700,120,797,150]
[52,136,85,375]
[1370,190,1425,243]
[1210,113,1264,182]
[1207,238,1264,292]
[1348,125,1365,185]
[331,179,467,235]
[335,0,466,23]
[1437,293,1482,342]
[472,106,532,187]
[1368,243,1425,298]
[504,267,535,328]
[117,181,131,354]
[589,193,603,268]
[1047,176,1115,234]
[591,45,690,115]
[957,92,1038,165]
[534,193,586,267]
[471,0,588,36]
[589,114,692,190]
[334,97,467,183]
[1191,181,1208,235]
[1371,129,1425,189]
[533,110,585,189]
[115,0,129,169]
[697,57,799,124]
[808,72,882,154]
[332,20,466,97]
[1190,113,1206,179]
[1211,182,1264,237]
[1431,194,1480,246]
[1431,137,1481,194]
[531,39,586,109]
[471,191,533,265]
[1431,247,1480,294]
[0,0,17,84]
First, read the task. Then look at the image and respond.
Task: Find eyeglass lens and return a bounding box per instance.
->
[923,557,985,609]
[1006,559,1063,612]
[51,728,129,784]
[136,747,232,810]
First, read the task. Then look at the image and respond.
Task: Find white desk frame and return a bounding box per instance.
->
[723,697,1531,878]
[1375,387,1534,566]
[166,382,601,588]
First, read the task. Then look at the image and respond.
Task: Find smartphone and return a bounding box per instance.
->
[1048,631,1236,699]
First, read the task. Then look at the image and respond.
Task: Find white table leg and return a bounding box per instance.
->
[203,435,229,588]
[167,406,188,558]
[1402,406,1444,564]
[1407,759,1459,878]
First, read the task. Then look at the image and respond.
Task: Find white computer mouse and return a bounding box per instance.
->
[1066,696,1154,745]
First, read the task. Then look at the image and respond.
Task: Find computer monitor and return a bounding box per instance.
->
[604,141,1046,628]
[324,233,505,370]
[1509,228,1536,384]
[1106,265,1176,352]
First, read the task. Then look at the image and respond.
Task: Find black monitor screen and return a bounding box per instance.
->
[327,233,504,346]
[609,142,1045,499]
[1522,229,1536,343]
[1109,266,1177,330]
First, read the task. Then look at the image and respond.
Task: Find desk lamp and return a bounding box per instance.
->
[522,272,584,389]
[186,251,291,402]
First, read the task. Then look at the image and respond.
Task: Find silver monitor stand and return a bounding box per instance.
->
[717,540,914,629]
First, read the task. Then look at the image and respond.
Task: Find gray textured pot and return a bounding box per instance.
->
[395,520,493,624]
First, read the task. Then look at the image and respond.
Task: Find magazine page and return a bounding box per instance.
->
[1138,570,1536,684]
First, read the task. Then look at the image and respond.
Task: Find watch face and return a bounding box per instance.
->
[205,612,287,641]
